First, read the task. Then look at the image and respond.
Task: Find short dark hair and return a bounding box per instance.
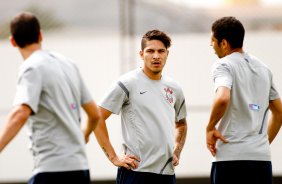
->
[211,16,245,49]
[10,12,41,48]
[141,29,171,50]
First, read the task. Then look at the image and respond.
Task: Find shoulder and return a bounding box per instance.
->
[118,68,140,84]
[214,56,232,66]
[162,75,183,91]
[246,53,269,68]
[47,51,81,76]
[49,51,77,66]
[105,69,140,94]
[212,58,232,72]
[20,50,47,73]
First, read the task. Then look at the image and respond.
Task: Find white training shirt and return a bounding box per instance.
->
[13,50,92,174]
[212,52,280,162]
[99,68,187,175]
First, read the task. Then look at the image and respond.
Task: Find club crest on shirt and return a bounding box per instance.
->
[70,103,78,110]
[164,87,174,103]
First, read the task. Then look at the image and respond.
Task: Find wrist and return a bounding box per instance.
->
[173,145,181,157]
[108,152,118,163]
[206,125,216,132]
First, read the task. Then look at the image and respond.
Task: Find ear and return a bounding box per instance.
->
[10,36,18,47]
[220,39,228,49]
[38,31,43,43]
[139,50,144,59]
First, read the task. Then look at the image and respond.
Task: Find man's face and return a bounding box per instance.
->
[140,40,169,78]
[211,32,225,58]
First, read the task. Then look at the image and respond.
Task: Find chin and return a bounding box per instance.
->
[152,70,162,74]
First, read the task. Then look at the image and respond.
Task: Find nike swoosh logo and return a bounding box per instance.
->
[140,91,147,94]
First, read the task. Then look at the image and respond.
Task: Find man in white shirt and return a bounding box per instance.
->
[0,12,101,184]
[93,29,187,184]
[206,16,282,184]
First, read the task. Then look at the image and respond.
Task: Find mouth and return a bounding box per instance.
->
[152,61,161,66]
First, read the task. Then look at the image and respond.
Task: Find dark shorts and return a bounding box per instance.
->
[116,167,176,184]
[28,170,90,184]
[211,160,272,184]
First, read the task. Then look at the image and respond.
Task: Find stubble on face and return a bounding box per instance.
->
[211,32,226,59]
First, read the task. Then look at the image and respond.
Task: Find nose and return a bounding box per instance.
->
[210,40,214,47]
[153,52,160,59]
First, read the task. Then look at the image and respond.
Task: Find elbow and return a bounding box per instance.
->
[93,112,101,123]
[215,86,230,108]
[217,97,229,108]
[91,113,101,129]
[12,105,32,122]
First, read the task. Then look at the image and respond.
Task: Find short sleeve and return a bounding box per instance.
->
[212,61,233,92]
[13,67,42,113]
[98,81,129,115]
[174,87,187,122]
[77,69,93,105]
[269,74,280,100]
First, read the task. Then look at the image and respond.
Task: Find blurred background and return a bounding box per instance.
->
[1,0,282,183]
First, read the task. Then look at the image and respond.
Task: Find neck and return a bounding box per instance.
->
[228,48,244,55]
[19,43,41,60]
[142,68,162,80]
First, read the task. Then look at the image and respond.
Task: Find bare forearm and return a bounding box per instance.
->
[268,99,282,144]
[207,100,229,131]
[207,87,230,131]
[268,115,282,144]
[83,118,99,139]
[0,105,30,152]
[207,105,226,131]
[81,101,101,140]
[93,121,117,162]
[174,119,187,157]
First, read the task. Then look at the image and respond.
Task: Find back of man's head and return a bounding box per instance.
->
[212,16,245,49]
[10,12,41,48]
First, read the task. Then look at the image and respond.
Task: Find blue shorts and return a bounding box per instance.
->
[211,161,272,184]
[28,170,90,184]
[116,167,176,184]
